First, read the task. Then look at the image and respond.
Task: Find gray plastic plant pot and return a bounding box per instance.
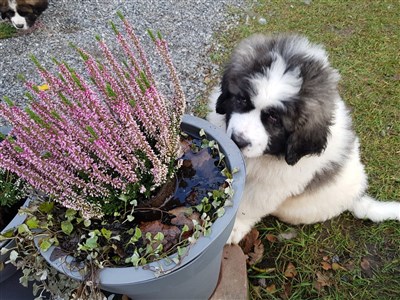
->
[38,115,246,299]
[0,126,30,283]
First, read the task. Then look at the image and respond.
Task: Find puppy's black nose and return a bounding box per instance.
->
[15,24,24,29]
[231,133,250,149]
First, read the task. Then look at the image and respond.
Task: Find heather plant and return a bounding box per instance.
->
[0,14,186,220]
[0,15,236,299]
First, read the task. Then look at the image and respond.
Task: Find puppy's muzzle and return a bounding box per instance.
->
[231,133,251,149]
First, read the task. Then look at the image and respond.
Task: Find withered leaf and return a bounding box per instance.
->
[281,282,292,299]
[180,138,192,154]
[266,284,276,294]
[284,262,297,278]
[184,148,217,180]
[239,228,260,254]
[266,234,277,243]
[360,256,375,278]
[314,271,332,292]
[168,207,201,239]
[140,220,181,251]
[247,239,265,266]
[169,207,200,229]
[321,261,332,271]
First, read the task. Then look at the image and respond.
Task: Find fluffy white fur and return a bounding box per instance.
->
[207,34,400,244]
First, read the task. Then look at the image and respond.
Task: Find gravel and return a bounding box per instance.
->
[0,0,247,119]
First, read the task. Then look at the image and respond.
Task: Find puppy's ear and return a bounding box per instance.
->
[284,59,339,165]
[285,109,331,166]
[33,1,49,15]
[215,90,230,114]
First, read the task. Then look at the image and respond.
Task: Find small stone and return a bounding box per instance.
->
[258,17,267,25]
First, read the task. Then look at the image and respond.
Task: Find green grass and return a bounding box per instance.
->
[0,22,17,39]
[203,0,400,299]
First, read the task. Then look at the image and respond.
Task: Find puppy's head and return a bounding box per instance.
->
[217,34,340,165]
[0,0,48,30]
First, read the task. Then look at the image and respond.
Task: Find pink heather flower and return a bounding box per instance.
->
[0,17,185,219]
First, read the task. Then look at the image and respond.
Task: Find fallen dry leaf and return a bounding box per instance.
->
[183,147,221,181]
[247,239,264,265]
[360,256,375,278]
[314,271,332,292]
[239,228,265,265]
[168,207,201,239]
[266,284,276,294]
[321,261,332,271]
[284,262,297,278]
[239,228,260,254]
[266,234,277,243]
[140,220,181,251]
[281,282,292,299]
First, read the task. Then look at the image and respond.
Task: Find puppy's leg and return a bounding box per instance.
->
[226,214,260,244]
[227,183,281,244]
[350,195,400,222]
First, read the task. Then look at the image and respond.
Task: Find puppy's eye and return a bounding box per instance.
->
[239,98,248,105]
[5,10,15,17]
[262,109,280,125]
[235,97,250,109]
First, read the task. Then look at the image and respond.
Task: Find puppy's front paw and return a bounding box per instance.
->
[226,221,252,244]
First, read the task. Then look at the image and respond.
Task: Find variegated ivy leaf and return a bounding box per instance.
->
[181,224,189,233]
[84,235,98,250]
[39,239,53,252]
[204,227,212,236]
[65,209,77,220]
[118,194,129,202]
[153,232,164,242]
[39,270,48,281]
[26,217,39,229]
[39,201,54,214]
[61,220,74,235]
[177,246,187,257]
[0,230,13,239]
[101,228,112,240]
[17,224,30,235]
[216,207,225,218]
[199,128,206,137]
[0,247,10,255]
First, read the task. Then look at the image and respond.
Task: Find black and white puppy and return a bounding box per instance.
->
[207,34,400,244]
[0,0,48,30]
